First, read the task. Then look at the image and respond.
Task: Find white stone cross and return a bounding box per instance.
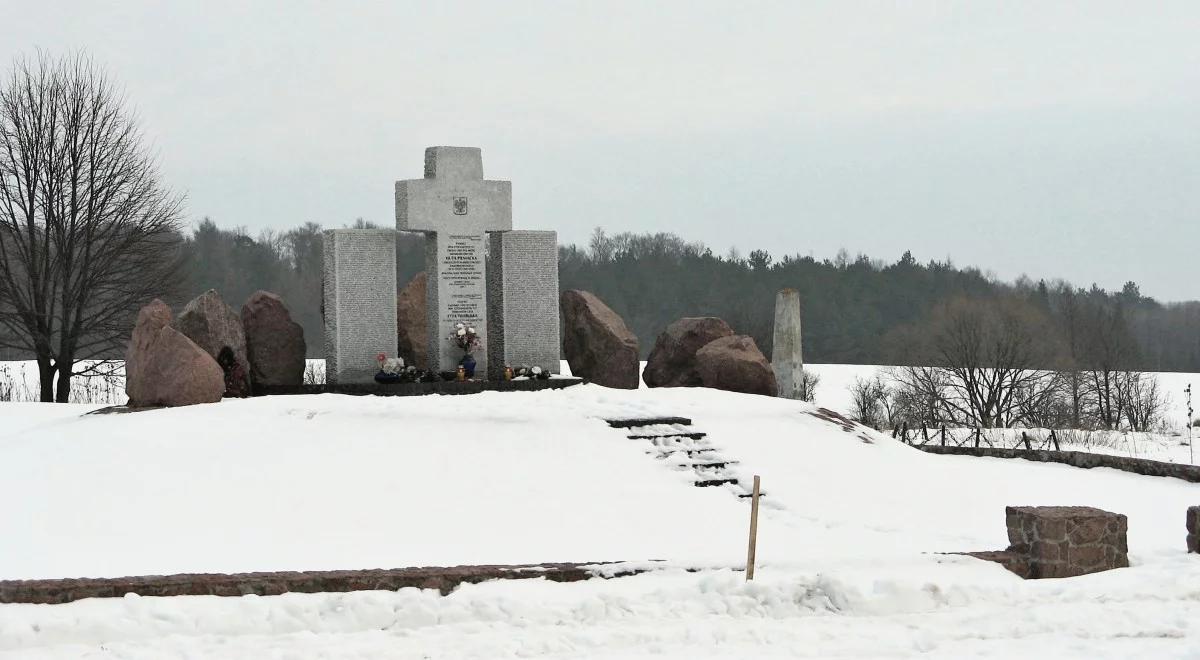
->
[395,147,511,375]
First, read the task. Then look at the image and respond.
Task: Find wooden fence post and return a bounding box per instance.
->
[746,475,761,581]
[1022,431,1032,451]
[921,424,929,445]
[974,427,981,448]
[940,426,947,447]
[1050,429,1060,451]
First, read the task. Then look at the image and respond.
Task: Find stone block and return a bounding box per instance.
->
[487,230,560,379]
[323,229,398,384]
[1003,506,1128,579]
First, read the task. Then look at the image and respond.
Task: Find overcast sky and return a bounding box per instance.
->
[3,2,1197,300]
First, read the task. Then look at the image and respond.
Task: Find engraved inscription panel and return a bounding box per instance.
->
[322,230,397,384]
[487,231,560,378]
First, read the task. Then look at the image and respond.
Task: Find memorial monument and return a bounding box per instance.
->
[322,145,560,385]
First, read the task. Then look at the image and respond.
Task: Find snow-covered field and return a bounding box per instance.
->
[2,383,1200,657]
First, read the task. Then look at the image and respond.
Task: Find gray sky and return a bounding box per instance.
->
[3,1,1198,300]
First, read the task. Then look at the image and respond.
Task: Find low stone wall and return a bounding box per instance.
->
[916,445,1200,483]
[0,562,643,605]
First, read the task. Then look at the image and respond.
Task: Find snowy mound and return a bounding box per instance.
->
[6,387,1200,658]
[2,385,1197,581]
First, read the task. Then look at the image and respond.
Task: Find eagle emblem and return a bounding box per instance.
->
[453,197,468,215]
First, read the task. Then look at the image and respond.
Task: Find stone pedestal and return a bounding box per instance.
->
[487,230,561,379]
[323,229,398,384]
[1005,506,1129,579]
[771,289,803,399]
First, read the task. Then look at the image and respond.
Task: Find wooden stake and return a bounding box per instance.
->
[746,475,761,581]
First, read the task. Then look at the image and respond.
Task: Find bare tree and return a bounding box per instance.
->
[897,297,1061,428]
[849,375,889,429]
[1080,301,1139,429]
[889,365,952,426]
[0,52,183,402]
[796,368,820,403]
[1118,372,1165,432]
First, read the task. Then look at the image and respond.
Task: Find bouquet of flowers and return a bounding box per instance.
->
[376,353,405,374]
[513,365,552,380]
[448,322,481,354]
[374,353,406,384]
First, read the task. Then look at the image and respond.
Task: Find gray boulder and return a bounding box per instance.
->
[174,289,249,379]
[643,317,734,388]
[242,291,306,389]
[695,335,778,397]
[560,290,639,389]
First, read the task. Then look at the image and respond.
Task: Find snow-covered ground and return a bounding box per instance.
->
[2,383,1200,657]
[4,558,1200,659]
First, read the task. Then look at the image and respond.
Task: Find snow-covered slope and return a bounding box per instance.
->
[3,386,1200,657]
[1,386,1197,580]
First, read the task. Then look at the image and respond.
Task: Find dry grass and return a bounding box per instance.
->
[0,361,127,404]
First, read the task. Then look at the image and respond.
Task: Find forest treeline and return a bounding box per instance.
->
[170,220,1200,373]
[563,229,1200,373]
[11,219,1196,373]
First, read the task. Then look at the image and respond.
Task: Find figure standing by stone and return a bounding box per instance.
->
[217,346,250,398]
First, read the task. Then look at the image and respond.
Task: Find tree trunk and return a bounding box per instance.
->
[37,358,55,402]
[54,367,72,403]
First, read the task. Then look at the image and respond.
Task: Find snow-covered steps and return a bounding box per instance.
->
[606,416,693,429]
[604,416,761,499]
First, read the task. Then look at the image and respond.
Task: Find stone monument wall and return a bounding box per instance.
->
[487,231,561,379]
[323,229,398,384]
